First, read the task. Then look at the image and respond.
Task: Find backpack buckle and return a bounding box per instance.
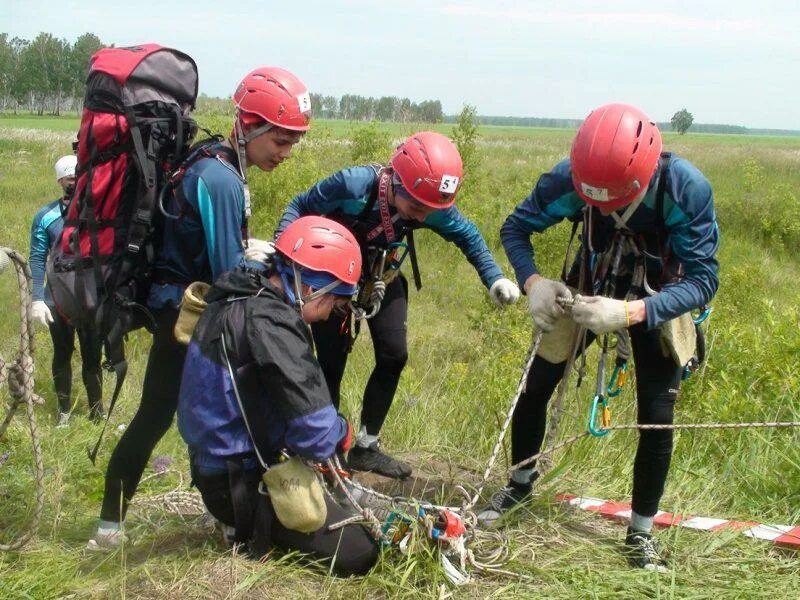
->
[127,243,140,254]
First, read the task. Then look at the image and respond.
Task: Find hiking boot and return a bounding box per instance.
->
[347,441,412,480]
[85,527,128,552]
[56,412,71,429]
[624,527,668,573]
[476,480,532,525]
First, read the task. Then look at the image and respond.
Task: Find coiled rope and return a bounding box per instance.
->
[0,247,45,551]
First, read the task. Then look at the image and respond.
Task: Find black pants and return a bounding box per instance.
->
[312,276,409,435]
[511,323,683,517]
[100,307,186,522]
[193,468,378,577]
[48,308,103,415]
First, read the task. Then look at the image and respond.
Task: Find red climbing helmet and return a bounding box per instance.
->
[570,103,662,211]
[275,216,361,291]
[233,67,312,132]
[390,131,463,209]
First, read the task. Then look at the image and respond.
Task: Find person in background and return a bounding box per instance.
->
[276,131,520,480]
[481,103,719,572]
[29,154,104,427]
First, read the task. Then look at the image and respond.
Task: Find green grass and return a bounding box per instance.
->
[1,116,799,599]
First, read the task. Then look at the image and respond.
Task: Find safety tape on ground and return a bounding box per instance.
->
[555,494,800,549]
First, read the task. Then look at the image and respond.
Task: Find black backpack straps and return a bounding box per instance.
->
[87,338,127,464]
[405,229,423,291]
[655,152,672,230]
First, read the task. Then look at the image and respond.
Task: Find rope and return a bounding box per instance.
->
[0,247,45,552]
[461,332,541,514]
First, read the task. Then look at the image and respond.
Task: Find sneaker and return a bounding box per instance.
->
[347,441,412,480]
[624,528,668,573]
[476,481,532,525]
[56,412,71,429]
[86,527,128,552]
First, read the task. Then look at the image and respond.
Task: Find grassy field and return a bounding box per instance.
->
[0,114,799,599]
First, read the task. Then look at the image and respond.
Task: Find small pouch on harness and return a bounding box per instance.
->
[261,456,327,533]
[174,281,210,345]
[660,312,697,367]
[538,316,580,364]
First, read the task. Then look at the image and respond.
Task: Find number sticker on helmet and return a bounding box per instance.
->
[580,183,609,203]
[439,175,459,193]
[296,92,311,113]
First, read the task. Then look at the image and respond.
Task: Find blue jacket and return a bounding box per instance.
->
[276,165,503,289]
[149,145,247,309]
[500,156,720,329]
[29,198,65,305]
[177,268,346,474]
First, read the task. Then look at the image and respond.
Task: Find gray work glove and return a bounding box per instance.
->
[527,278,572,332]
[571,295,629,335]
[489,278,520,308]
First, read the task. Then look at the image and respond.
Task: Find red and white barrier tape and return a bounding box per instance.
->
[556,494,800,549]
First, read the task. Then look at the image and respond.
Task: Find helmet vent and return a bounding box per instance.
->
[635,121,643,137]
[632,141,639,154]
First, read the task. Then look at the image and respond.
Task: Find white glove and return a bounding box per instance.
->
[527,278,572,332]
[244,238,276,266]
[571,294,629,335]
[31,300,54,327]
[489,278,520,307]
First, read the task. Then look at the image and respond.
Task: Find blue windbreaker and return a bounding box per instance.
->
[177,269,346,474]
[276,165,503,289]
[29,198,64,305]
[500,156,720,329]
[149,145,247,309]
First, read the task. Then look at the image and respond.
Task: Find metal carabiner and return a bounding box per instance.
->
[693,305,712,325]
[589,394,611,437]
[606,359,628,397]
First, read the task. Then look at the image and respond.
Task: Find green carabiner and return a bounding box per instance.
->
[606,360,628,398]
[589,394,611,437]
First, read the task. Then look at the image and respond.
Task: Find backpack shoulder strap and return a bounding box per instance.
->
[655,151,672,230]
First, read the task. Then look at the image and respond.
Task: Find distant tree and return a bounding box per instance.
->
[451,104,480,177]
[321,95,338,119]
[671,108,694,135]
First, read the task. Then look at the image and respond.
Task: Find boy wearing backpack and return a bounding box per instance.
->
[478,103,720,572]
[275,131,520,480]
[29,154,104,427]
[89,66,312,550]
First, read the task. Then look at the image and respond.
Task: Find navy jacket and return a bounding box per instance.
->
[149,144,247,309]
[177,268,346,474]
[276,165,503,289]
[501,156,720,329]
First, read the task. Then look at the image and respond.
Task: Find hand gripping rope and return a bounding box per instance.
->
[0,247,46,552]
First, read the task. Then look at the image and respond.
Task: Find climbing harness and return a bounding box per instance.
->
[0,247,45,552]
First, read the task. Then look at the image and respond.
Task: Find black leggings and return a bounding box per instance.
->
[511,323,683,517]
[100,307,186,522]
[48,309,103,415]
[193,468,378,577]
[312,276,409,435]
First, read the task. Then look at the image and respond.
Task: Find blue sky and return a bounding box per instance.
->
[4,0,799,129]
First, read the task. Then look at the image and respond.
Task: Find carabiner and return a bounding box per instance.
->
[589,394,611,437]
[606,359,628,397]
[693,306,712,325]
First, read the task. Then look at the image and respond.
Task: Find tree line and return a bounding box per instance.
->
[0,32,104,115]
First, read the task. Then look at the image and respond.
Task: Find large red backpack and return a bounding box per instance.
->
[46,44,199,461]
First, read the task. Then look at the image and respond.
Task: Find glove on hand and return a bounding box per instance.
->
[244,238,276,266]
[489,278,520,307]
[337,417,353,454]
[527,278,572,332]
[571,295,629,335]
[31,300,54,327]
